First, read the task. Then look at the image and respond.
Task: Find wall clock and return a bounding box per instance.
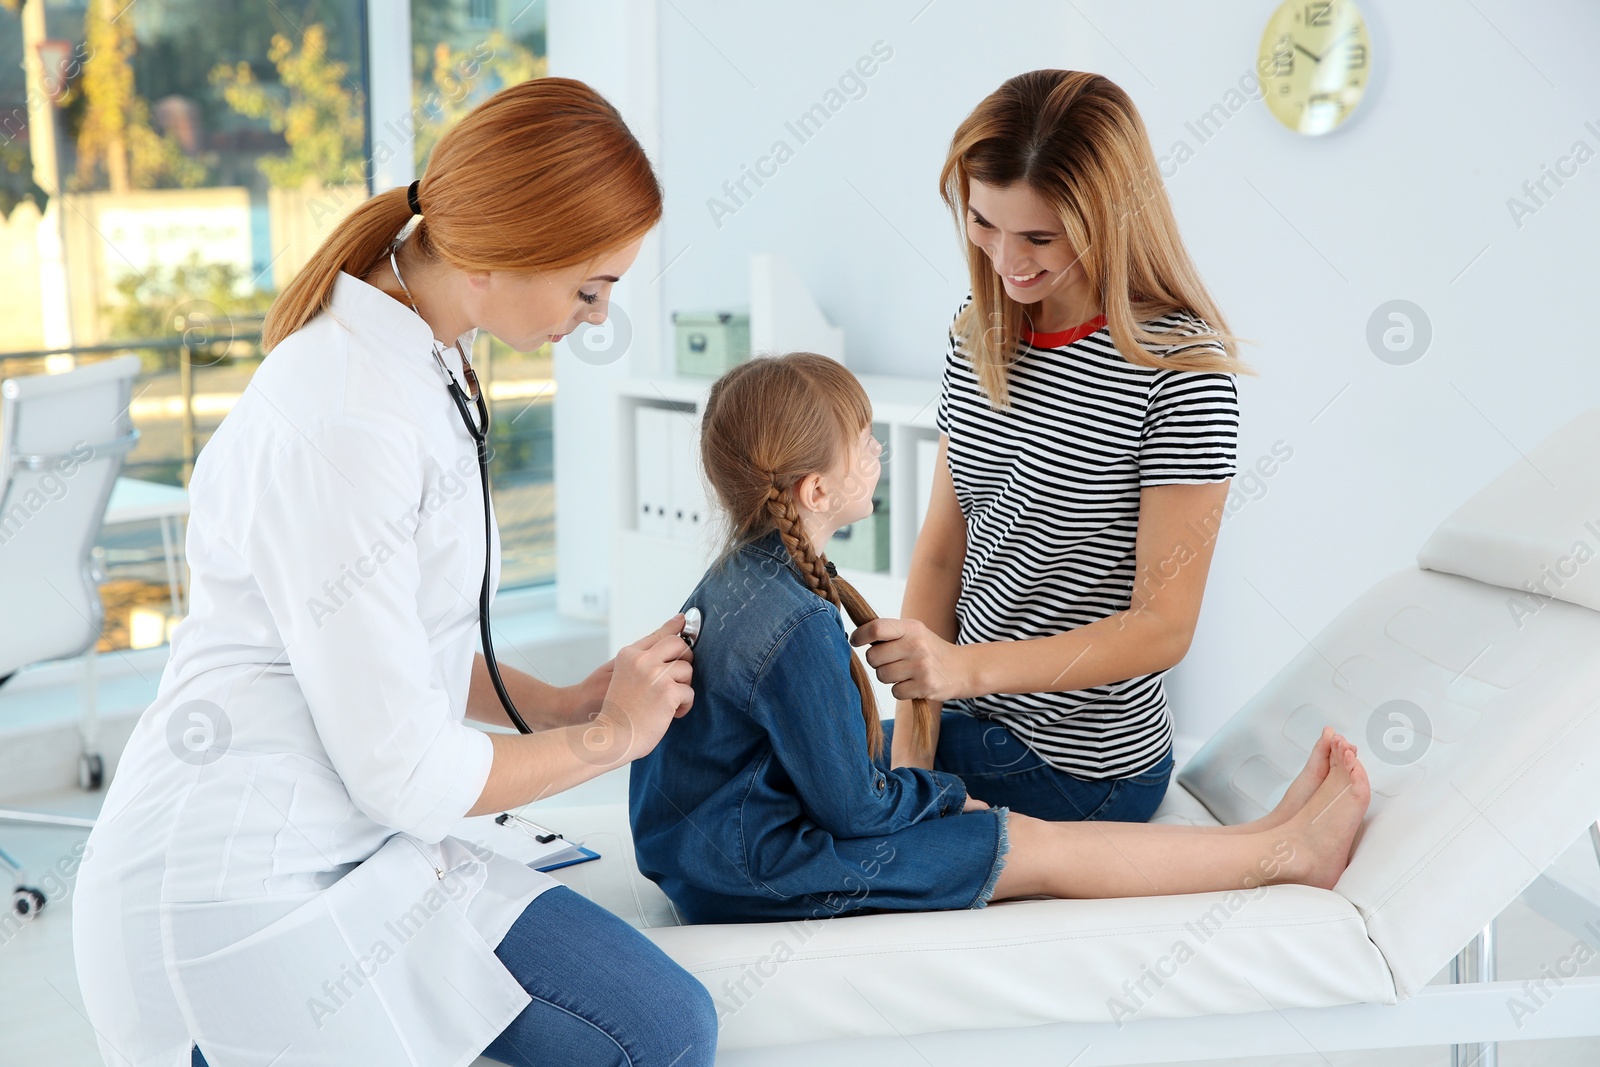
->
[1258,0,1374,135]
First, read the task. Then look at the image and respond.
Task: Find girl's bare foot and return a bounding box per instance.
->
[1166,728,1343,836]
[1262,726,1337,829]
[1276,739,1371,890]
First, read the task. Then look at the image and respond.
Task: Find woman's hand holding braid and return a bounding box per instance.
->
[850,616,976,703]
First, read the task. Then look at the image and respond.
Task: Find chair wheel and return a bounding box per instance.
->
[79,752,104,791]
[12,887,46,920]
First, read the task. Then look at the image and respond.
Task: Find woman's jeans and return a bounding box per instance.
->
[194,885,717,1067]
[882,710,1173,823]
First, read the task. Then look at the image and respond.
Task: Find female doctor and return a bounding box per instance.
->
[72,78,717,1067]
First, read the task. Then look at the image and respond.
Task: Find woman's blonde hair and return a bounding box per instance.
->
[699,353,935,759]
[263,77,662,351]
[940,69,1250,407]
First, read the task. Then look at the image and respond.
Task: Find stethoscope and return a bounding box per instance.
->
[387,244,704,736]
[389,244,539,734]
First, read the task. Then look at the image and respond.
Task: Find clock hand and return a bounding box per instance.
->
[1293,41,1325,64]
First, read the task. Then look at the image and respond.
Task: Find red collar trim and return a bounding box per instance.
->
[1021,313,1107,348]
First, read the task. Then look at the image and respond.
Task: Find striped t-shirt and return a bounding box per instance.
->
[936,302,1240,779]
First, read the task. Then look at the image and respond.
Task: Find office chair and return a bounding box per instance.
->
[0,355,140,920]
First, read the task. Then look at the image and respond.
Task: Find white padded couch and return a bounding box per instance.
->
[528,409,1600,1064]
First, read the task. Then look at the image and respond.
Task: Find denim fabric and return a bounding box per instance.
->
[194,886,717,1067]
[629,530,1008,924]
[882,711,1173,823]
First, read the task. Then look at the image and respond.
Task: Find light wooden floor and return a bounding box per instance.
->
[4,779,1598,1066]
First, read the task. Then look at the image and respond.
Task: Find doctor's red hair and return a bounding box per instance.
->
[263,77,661,351]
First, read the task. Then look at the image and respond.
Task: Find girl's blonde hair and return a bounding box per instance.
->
[263,77,662,351]
[700,353,935,759]
[940,69,1250,407]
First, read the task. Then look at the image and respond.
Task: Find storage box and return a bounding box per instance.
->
[674,310,750,377]
[827,497,890,574]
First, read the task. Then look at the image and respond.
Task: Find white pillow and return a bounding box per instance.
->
[1416,407,1600,615]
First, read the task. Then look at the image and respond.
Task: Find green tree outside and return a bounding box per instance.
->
[209,23,365,189]
[74,0,205,191]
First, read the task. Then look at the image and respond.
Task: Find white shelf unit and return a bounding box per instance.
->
[609,371,943,713]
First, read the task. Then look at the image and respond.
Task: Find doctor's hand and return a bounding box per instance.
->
[572,615,694,768]
[850,617,975,704]
[560,659,616,725]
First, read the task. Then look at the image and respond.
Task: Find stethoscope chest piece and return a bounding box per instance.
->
[681,607,703,650]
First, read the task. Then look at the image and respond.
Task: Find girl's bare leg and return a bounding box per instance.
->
[990,739,1370,900]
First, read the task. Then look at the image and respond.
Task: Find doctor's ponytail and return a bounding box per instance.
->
[263,77,662,352]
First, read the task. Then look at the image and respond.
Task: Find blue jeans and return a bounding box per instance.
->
[882,711,1173,823]
[194,885,717,1067]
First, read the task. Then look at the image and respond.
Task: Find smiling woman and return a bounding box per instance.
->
[939,70,1246,406]
[856,70,1252,824]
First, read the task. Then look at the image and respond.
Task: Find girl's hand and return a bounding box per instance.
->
[570,616,694,768]
[850,617,974,703]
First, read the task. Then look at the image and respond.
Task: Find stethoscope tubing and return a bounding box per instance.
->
[390,241,537,736]
[443,376,537,736]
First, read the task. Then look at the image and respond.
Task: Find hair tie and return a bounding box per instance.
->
[824,560,837,578]
[406,179,422,216]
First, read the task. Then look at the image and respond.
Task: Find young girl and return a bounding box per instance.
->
[629,352,1369,925]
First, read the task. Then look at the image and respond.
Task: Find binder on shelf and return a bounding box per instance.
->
[635,406,673,537]
[915,436,939,532]
[667,414,707,544]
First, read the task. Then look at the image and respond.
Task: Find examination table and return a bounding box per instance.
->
[528,408,1600,1064]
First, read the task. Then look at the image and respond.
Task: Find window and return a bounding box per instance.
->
[410,0,552,589]
[3,0,378,650]
[2,1,556,653]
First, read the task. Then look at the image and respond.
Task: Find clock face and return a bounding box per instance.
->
[1258,0,1373,135]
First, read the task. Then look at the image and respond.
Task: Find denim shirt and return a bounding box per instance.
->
[629,530,974,923]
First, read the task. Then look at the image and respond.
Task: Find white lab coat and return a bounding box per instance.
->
[72,272,559,1067]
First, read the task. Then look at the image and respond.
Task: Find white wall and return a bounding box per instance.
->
[651,0,1600,746]
[548,0,664,620]
[655,1,1079,370]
